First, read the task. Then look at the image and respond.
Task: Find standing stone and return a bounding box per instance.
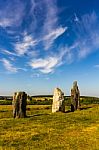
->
[12,91,27,118]
[71,81,80,112]
[52,88,65,113]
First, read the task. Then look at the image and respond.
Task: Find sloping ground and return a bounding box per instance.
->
[0,104,99,150]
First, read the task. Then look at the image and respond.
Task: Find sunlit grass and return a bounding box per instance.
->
[0,104,99,150]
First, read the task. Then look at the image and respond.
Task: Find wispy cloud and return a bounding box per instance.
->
[1,34,38,58]
[29,0,43,33]
[43,26,67,50]
[29,49,67,74]
[42,0,67,50]
[1,49,18,56]
[0,19,12,28]
[1,58,27,73]
[1,58,18,73]
[72,11,99,59]
[1,1,99,75]
[15,34,37,56]
[29,57,57,73]
[43,0,58,33]
[0,0,26,28]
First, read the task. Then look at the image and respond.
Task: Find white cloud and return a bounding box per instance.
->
[29,0,39,32]
[29,57,58,73]
[29,0,67,51]
[1,49,17,56]
[15,34,37,56]
[78,44,91,59]
[1,58,18,73]
[1,35,38,57]
[71,11,99,60]
[0,18,12,27]
[43,27,67,50]
[0,0,25,28]
[29,49,67,74]
[1,58,27,73]
[42,0,67,50]
[43,0,58,33]
[44,27,67,41]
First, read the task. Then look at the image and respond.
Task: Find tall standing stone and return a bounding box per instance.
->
[71,81,80,112]
[52,88,65,113]
[12,91,27,118]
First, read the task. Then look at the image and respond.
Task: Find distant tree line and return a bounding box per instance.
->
[0,95,99,105]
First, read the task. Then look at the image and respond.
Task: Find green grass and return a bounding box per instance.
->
[0,104,99,150]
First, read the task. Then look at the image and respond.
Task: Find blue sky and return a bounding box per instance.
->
[0,0,99,96]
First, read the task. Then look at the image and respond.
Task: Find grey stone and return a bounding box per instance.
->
[12,91,27,118]
[52,88,65,113]
[71,81,80,112]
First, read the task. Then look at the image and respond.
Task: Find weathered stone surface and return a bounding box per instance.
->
[71,81,80,112]
[12,91,27,118]
[52,88,65,113]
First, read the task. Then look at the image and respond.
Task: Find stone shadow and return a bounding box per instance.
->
[64,106,92,113]
[79,106,92,110]
[26,113,50,118]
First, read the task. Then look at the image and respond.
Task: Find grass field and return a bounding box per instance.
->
[0,104,99,150]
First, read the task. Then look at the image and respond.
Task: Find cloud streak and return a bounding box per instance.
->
[15,34,37,56]
[1,49,18,56]
[29,49,67,74]
[0,0,26,28]
[43,26,67,50]
[42,0,67,50]
[71,11,99,59]
[1,58,18,73]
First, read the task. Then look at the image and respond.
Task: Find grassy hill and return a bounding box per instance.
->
[0,104,99,150]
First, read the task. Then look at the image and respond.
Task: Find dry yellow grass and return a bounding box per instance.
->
[0,104,99,150]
